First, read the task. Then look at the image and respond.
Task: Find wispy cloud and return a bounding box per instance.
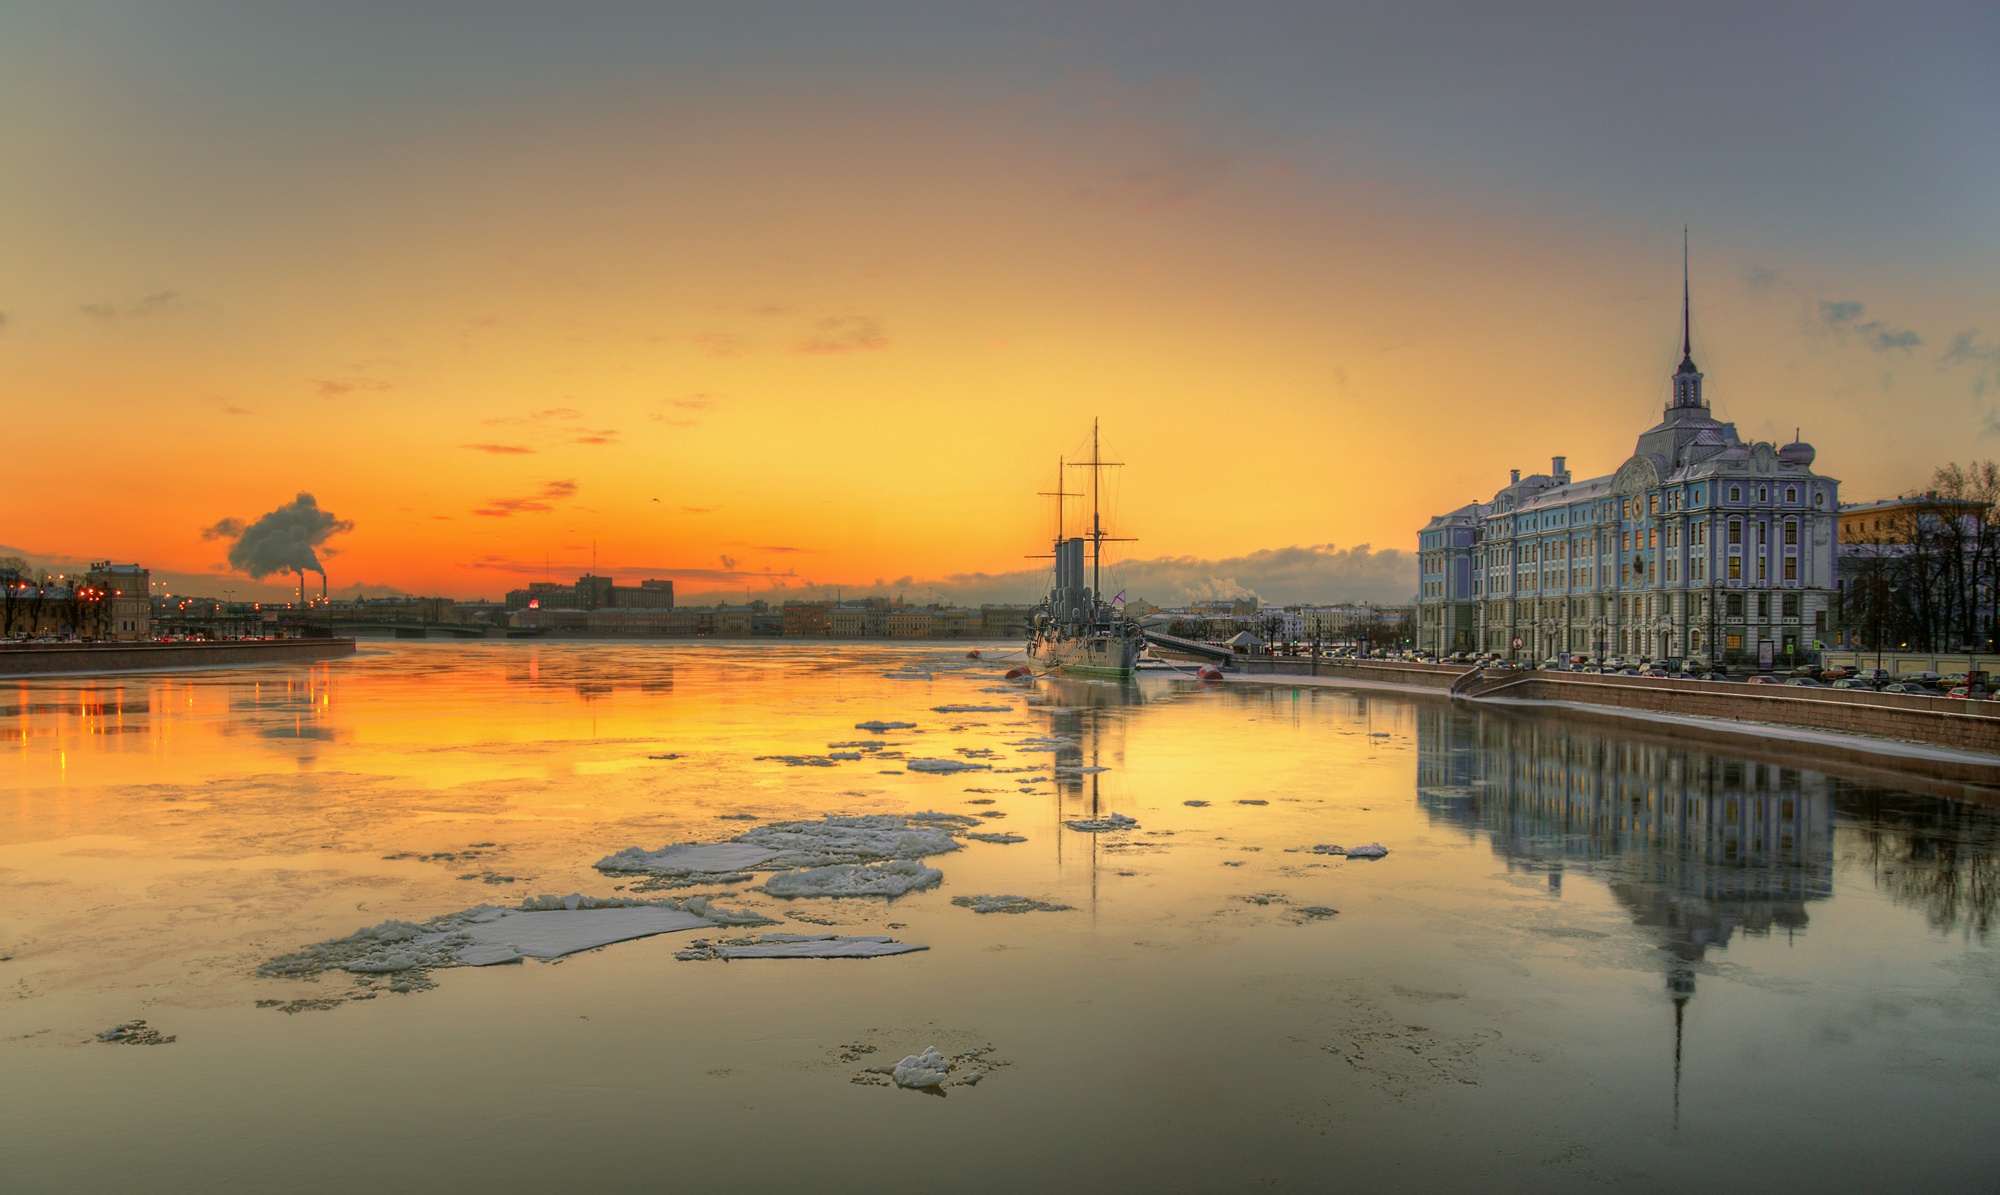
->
[463,443,536,455]
[81,290,181,320]
[200,517,245,541]
[317,378,394,397]
[483,407,583,427]
[571,430,620,446]
[473,479,578,518]
[1945,331,2000,398]
[681,506,715,515]
[793,315,888,355]
[1818,299,1922,352]
[693,331,747,358]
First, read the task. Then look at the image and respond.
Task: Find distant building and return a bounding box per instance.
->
[506,575,674,612]
[1416,270,1839,664]
[886,607,935,637]
[86,562,151,640]
[980,604,1033,638]
[782,601,832,636]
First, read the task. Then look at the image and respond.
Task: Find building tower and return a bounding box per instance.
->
[1670,228,1704,410]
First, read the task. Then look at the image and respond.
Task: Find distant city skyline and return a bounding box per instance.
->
[3,5,1994,601]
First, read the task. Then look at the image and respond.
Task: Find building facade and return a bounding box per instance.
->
[1417,286,1840,666]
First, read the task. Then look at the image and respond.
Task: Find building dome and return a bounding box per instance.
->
[1778,439,1816,467]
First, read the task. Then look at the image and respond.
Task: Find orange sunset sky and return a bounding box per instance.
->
[3,5,1997,605]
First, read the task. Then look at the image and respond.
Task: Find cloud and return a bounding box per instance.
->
[1817,299,1922,352]
[1944,331,2000,397]
[755,545,809,554]
[693,331,747,358]
[719,554,738,571]
[670,397,712,410]
[317,378,393,397]
[462,443,537,455]
[570,430,620,446]
[793,316,888,355]
[908,543,1415,607]
[209,494,354,580]
[681,506,714,515]
[484,407,583,427]
[80,290,181,320]
[473,479,578,518]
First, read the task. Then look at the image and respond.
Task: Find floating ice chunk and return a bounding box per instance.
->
[1007,735,1078,752]
[828,751,863,761]
[1295,906,1340,919]
[1344,843,1390,859]
[882,671,933,680]
[1064,813,1138,832]
[431,905,717,963]
[677,933,928,960]
[736,813,975,866]
[931,704,1011,714]
[595,842,782,876]
[905,758,990,774]
[647,753,682,760]
[1309,844,1346,855]
[828,740,887,750]
[756,754,838,767]
[97,1020,174,1045]
[1184,800,1210,807]
[892,1046,951,1089]
[1237,799,1269,806]
[761,859,944,899]
[951,894,1071,914]
[1055,765,1109,774]
[966,832,1026,844]
[855,721,917,732]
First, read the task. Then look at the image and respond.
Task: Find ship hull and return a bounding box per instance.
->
[1027,630,1140,678]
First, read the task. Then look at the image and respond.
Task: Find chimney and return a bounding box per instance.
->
[1552,456,1569,484]
[1510,469,1521,484]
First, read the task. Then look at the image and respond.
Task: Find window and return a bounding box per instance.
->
[1814,491,1825,509]
[1783,594,1800,618]
[1757,594,1771,618]
[1784,558,1798,581]
[1757,523,1767,546]
[1784,521,1798,546]
[1785,486,1797,503]
[1728,521,1742,545]
[1726,633,1743,651]
[1759,486,1768,503]
[1758,557,1768,581]
[1730,486,1742,503]
[1727,594,1745,617]
[1650,494,1661,515]
[1728,557,1742,580]
[1623,532,1631,551]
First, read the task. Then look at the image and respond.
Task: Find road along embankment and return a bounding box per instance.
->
[0,638,357,677]
[1222,657,2000,789]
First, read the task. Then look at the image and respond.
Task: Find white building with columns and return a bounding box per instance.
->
[1417,277,1840,667]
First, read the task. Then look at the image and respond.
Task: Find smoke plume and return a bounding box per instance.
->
[215,494,354,581]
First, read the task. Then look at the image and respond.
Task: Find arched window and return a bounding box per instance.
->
[1729,485,1742,503]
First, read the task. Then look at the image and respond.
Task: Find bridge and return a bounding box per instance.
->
[1139,629,1236,664]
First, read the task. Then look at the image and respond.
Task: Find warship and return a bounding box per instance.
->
[1025,421,1144,679]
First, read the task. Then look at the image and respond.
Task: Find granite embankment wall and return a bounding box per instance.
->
[1230,656,2000,757]
[0,638,357,677]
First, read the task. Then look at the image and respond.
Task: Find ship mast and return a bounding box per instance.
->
[1068,418,1129,625]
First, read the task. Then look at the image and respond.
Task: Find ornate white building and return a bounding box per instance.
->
[1418,269,1840,666]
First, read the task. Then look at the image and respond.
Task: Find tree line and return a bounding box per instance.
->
[0,557,117,640]
[1838,461,2000,654]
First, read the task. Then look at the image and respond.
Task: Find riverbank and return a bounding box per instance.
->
[0,638,357,677]
[1222,658,2000,790]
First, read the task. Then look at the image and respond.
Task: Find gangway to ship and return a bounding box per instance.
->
[1138,629,1236,665]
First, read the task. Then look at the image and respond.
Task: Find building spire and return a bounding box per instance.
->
[1681,225,1692,363]
[1670,226,1704,408]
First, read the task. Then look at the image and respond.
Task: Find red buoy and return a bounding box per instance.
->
[965,650,981,659]
[1196,665,1224,681]
[1004,666,1031,679]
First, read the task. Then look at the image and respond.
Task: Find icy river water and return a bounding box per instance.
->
[5,640,2000,1192]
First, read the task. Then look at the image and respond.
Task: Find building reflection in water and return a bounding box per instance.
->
[1416,704,1837,1119]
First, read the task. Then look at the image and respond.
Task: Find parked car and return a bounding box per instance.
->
[1880,682,1925,695]
[1784,677,1825,687]
[1830,679,1876,690]
[1746,675,1781,685]
[1854,668,1892,683]
[1947,686,1989,700]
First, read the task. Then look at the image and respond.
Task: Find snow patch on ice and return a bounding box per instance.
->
[931,704,1011,713]
[676,933,928,960]
[761,859,943,899]
[1345,843,1389,858]
[892,1046,951,1089]
[966,832,1027,844]
[905,758,990,774]
[951,894,1071,914]
[596,841,782,875]
[1065,813,1139,832]
[855,720,917,732]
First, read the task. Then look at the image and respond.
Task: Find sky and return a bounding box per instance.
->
[3,2,1997,606]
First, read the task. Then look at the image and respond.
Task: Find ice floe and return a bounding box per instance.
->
[1064,813,1139,832]
[882,670,933,680]
[755,754,838,768]
[762,859,943,898]
[951,894,1071,914]
[855,720,917,732]
[647,753,682,760]
[1183,800,1210,807]
[676,933,928,961]
[828,751,863,761]
[259,894,773,984]
[966,832,1026,844]
[828,740,887,750]
[97,1020,174,1045]
[905,758,990,774]
[600,813,978,879]
[1007,735,1078,751]
[892,1046,951,1089]
[1345,843,1390,858]
[1237,799,1269,806]
[1055,765,1109,775]
[931,704,1011,714]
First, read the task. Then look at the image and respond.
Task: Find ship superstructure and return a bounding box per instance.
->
[1025,421,1143,679]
